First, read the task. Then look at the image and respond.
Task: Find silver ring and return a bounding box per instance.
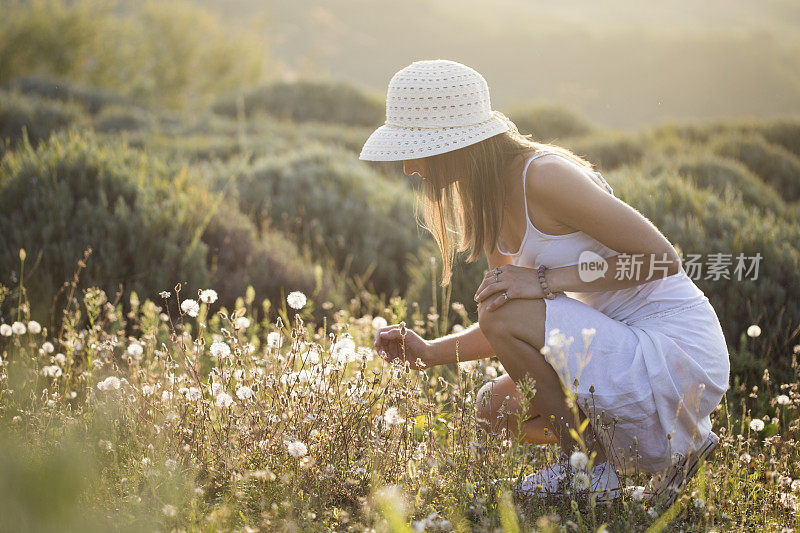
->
[493,267,501,282]
[503,291,509,301]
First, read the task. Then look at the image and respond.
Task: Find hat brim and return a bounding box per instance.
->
[359,110,510,161]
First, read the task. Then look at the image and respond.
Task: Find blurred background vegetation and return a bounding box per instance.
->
[1,0,799,382]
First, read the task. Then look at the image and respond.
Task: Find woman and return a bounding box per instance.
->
[361,59,730,504]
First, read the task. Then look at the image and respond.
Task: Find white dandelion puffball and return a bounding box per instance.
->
[211,382,223,396]
[383,406,405,426]
[570,450,589,470]
[776,394,791,406]
[372,316,388,330]
[287,291,307,310]
[286,440,308,458]
[236,385,254,400]
[162,504,178,518]
[210,342,231,360]
[215,392,234,409]
[181,299,200,317]
[42,341,55,354]
[142,385,155,396]
[267,331,282,348]
[235,316,251,330]
[54,353,66,365]
[746,324,762,338]
[127,342,144,358]
[97,376,121,391]
[11,321,26,335]
[186,387,202,401]
[27,320,42,334]
[331,337,357,364]
[749,418,765,432]
[0,324,11,336]
[631,486,645,502]
[301,347,320,365]
[199,289,218,304]
[41,365,62,378]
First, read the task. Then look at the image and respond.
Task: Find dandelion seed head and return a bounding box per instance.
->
[747,324,761,338]
[776,394,791,406]
[0,324,11,336]
[186,387,201,401]
[236,385,254,400]
[210,341,231,360]
[372,316,388,330]
[570,451,589,470]
[11,321,26,335]
[127,342,143,359]
[199,289,218,304]
[180,299,200,317]
[97,376,121,391]
[286,440,308,458]
[42,341,55,354]
[287,291,307,310]
[215,392,234,408]
[383,406,405,426]
[235,316,250,330]
[750,419,765,432]
[27,321,41,334]
[267,331,282,348]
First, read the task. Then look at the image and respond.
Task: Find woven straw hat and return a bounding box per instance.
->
[359,59,510,161]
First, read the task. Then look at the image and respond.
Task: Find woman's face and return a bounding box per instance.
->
[403,158,428,182]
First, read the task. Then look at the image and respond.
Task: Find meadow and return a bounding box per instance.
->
[2,1,800,531]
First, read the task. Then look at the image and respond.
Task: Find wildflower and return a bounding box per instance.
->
[356,346,374,362]
[451,324,464,333]
[159,291,171,299]
[286,439,308,458]
[27,321,42,334]
[750,419,765,432]
[776,394,791,406]
[162,504,178,517]
[233,369,245,382]
[331,336,357,364]
[210,342,231,360]
[97,376,121,391]
[199,289,218,304]
[186,387,202,401]
[165,459,177,471]
[458,360,477,372]
[127,342,143,359]
[236,385,254,400]
[181,299,200,317]
[287,291,307,310]
[211,382,223,396]
[267,331,282,348]
[570,450,589,470]
[0,324,11,336]
[162,390,173,401]
[42,341,55,354]
[54,353,66,365]
[235,316,250,330]
[631,486,645,501]
[41,365,62,378]
[739,452,752,463]
[693,497,705,509]
[791,479,800,492]
[574,472,590,489]
[383,406,405,426]
[301,347,320,365]
[142,385,155,396]
[581,327,597,346]
[215,392,234,408]
[372,316,388,330]
[746,324,761,338]
[485,366,498,379]
[11,321,26,335]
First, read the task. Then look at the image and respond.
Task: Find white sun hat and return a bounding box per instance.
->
[359,59,510,161]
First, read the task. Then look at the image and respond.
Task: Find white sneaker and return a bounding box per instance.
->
[516,458,622,503]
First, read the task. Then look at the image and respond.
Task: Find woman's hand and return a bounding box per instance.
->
[473,265,545,311]
[373,322,433,370]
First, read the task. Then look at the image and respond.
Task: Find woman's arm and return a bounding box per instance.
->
[428,239,513,366]
[529,155,683,293]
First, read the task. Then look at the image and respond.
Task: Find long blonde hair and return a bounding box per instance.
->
[412,111,596,287]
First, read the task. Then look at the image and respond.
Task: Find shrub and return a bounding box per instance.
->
[707,132,800,202]
[0,89,85,147]
[1,76,130,115]
[213,79,385,127]
[0,129,210,319]
[506,102,595,141]
[563,129,651,171]
[640,151,787,216]
[218,143,426,298]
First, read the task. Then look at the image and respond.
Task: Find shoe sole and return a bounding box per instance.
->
[647,431,719,509]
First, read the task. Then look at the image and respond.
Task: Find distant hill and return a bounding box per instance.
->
[195,0,800,130]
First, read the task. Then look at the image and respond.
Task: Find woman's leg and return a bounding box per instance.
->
[476,374,559,444]
[478,297,607,462]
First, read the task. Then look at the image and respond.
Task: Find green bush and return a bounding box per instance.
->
[506,102,595,141]
[0,89,85,146]
[213,79,385,127]
[2,76,130,115]
[201,206,345,315]
[217,143,427,298]
[0,129,210,319]
[707,132,800,202]
[640,151,787,216]
[563,129,651,171]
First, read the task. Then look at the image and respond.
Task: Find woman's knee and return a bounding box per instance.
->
[478,297,547,347]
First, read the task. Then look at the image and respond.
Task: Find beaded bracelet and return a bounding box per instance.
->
[537,264,556,300]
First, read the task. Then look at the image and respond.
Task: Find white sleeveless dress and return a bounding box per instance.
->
[496,151,730,474]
